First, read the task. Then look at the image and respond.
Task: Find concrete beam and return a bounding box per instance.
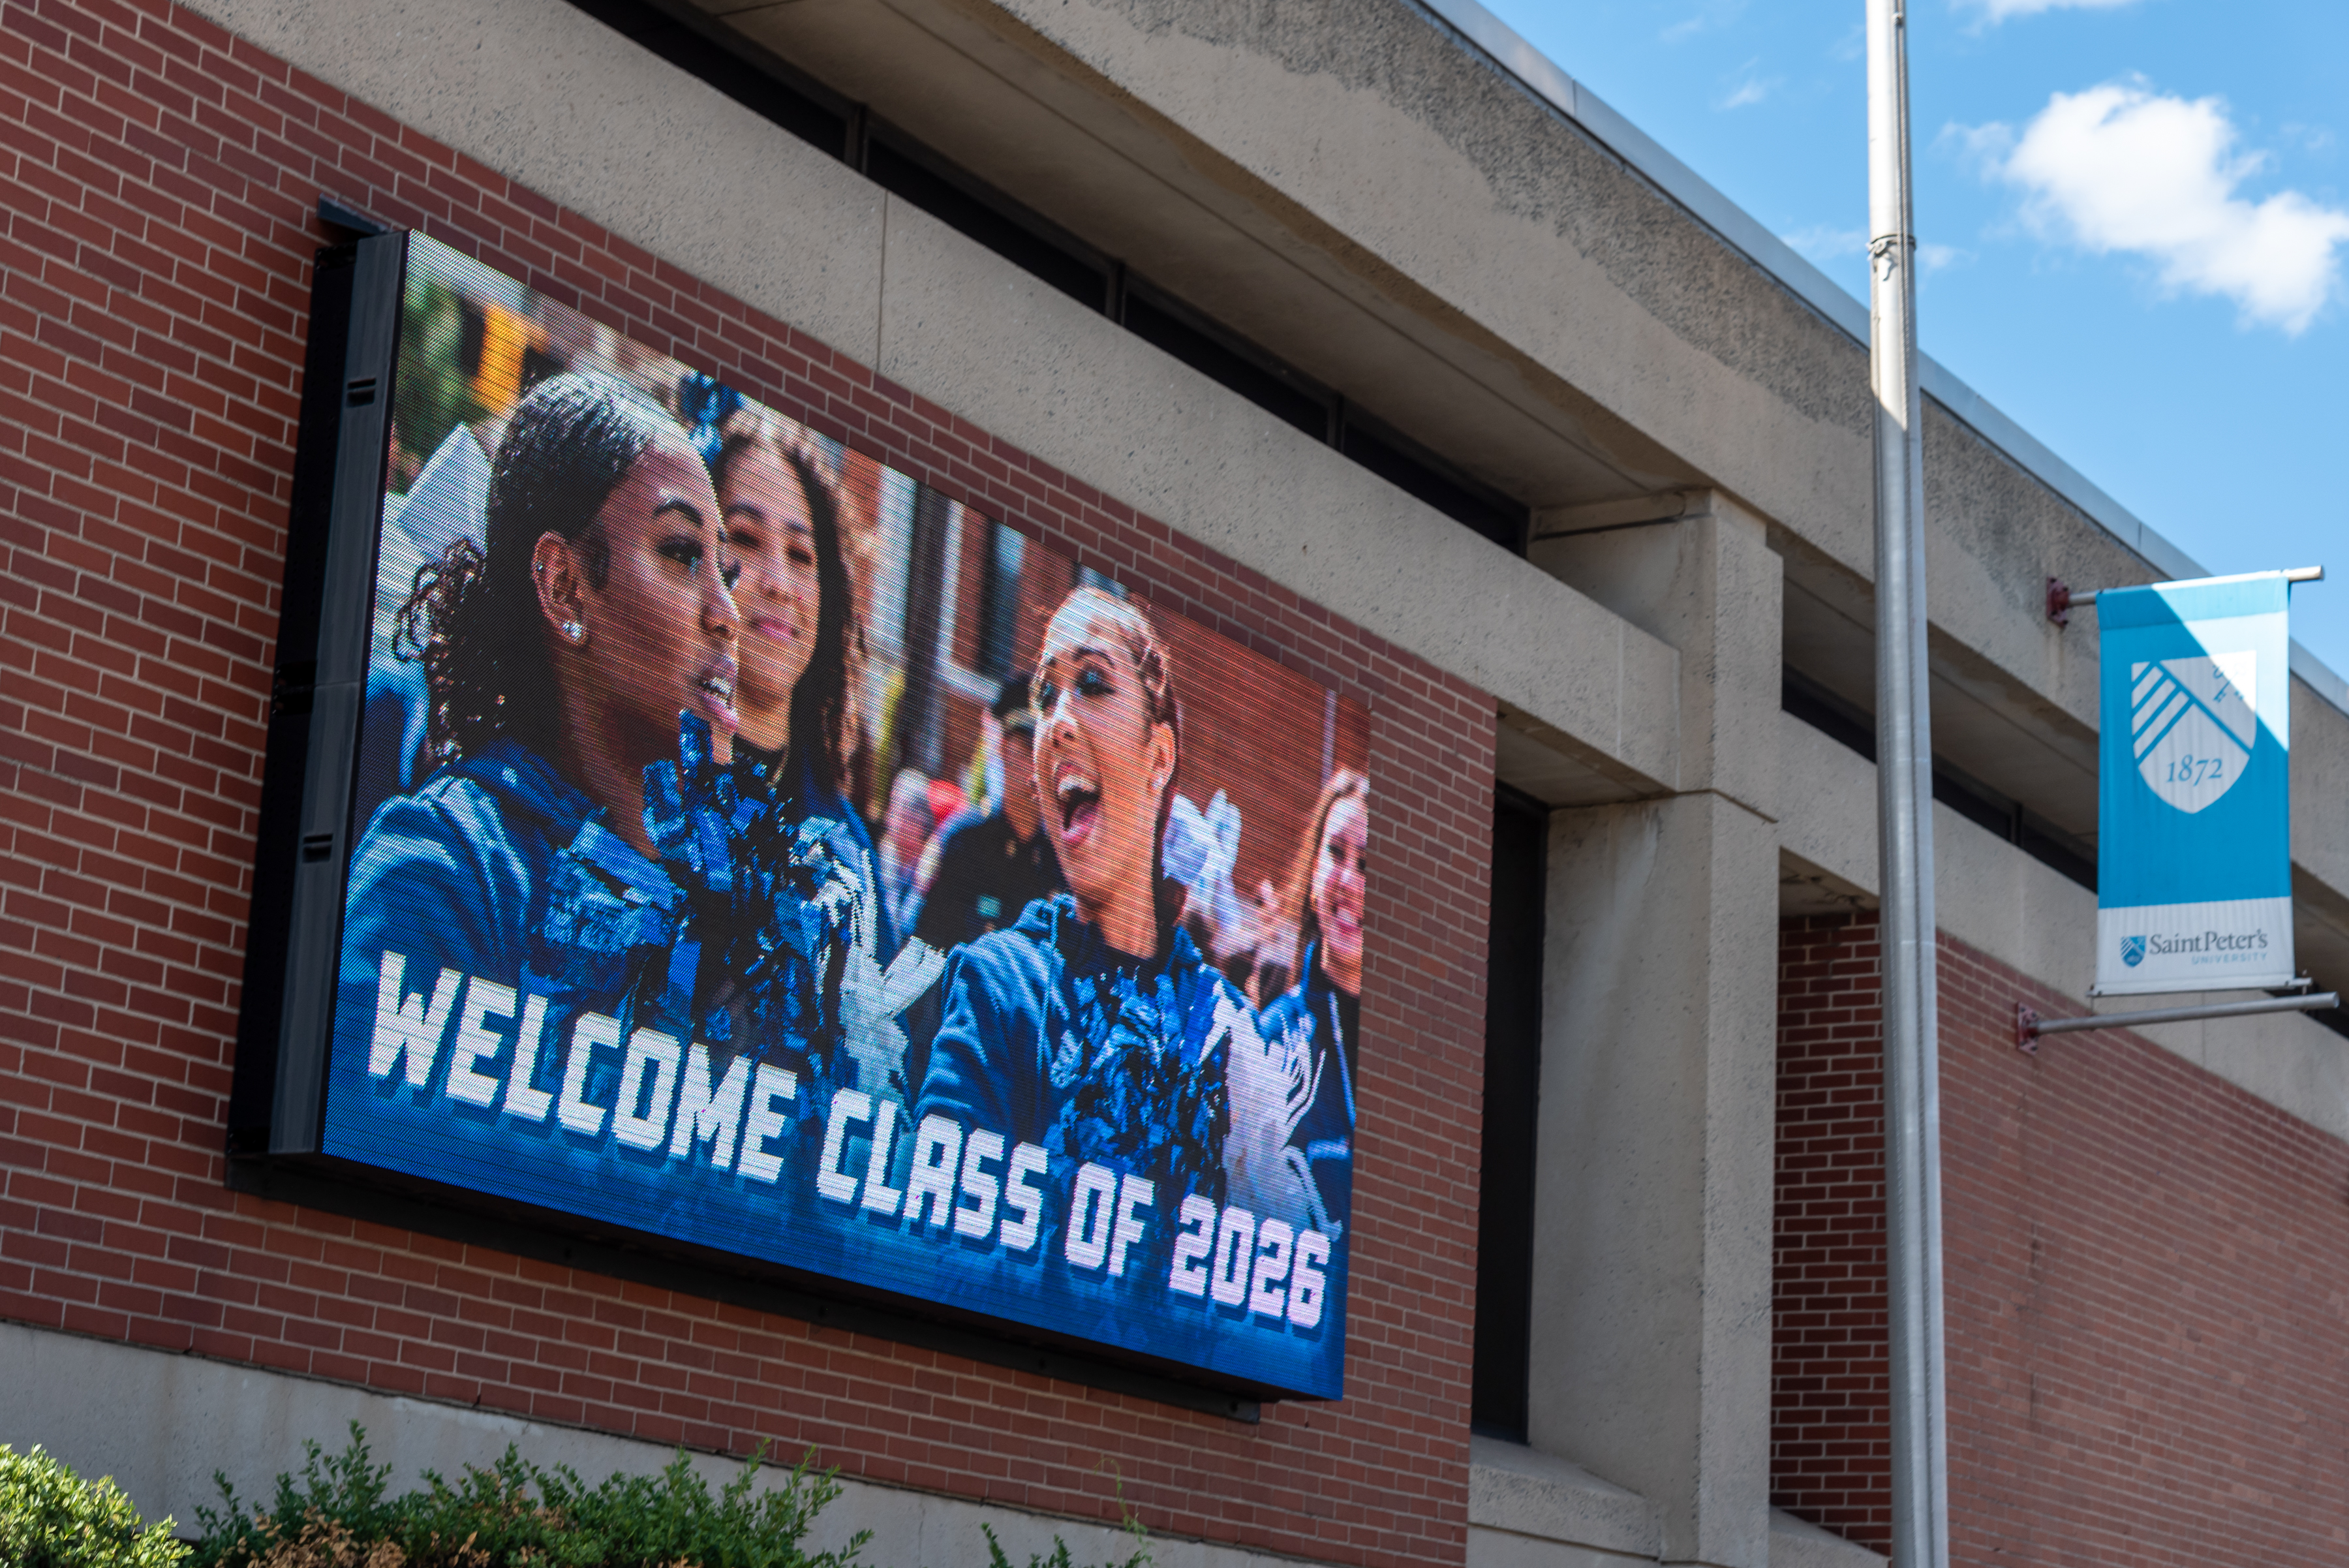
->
[1529,491,1782,821]
[1532,790,1780,1568]
[874,194,1681,791]
[183,0,1682,797]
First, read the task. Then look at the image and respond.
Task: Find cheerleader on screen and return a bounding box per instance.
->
[914,587,1319,1224]
[1257,769,1368,1238]
[337,371,750,1056]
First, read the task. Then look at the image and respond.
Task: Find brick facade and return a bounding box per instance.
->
[0,3,1496,1562]
[1770,913,1891,1547]
[1774,912,2349,1563]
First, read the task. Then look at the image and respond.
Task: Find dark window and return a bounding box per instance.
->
[1122,286,1333,442]
[865,135,1111,313]
[974,523,1026,681]
[1779,666,1877,761]
[2017,816,2097,891]
[554,0,1534,554]
[564,0,848,158]
[1343,418,1526,554]
[1471,785,1547,1441]
[1781,666,2098,893]
[1930,758,2018,845]
[455,298,486,382]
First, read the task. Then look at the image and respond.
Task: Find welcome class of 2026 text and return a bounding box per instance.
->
[350,950,1336,1340]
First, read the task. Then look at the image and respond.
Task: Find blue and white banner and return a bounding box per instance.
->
[2096,572,2295,996]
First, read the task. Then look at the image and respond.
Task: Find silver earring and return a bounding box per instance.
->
[562,620,585,643]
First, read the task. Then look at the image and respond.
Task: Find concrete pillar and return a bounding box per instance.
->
[1521,496,1782,1568]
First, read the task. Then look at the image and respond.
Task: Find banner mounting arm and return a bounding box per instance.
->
[2049,567,2324,627]
[2017,991,2340,1053]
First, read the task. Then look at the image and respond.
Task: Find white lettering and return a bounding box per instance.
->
[735,1064,798,1184]
[1249,1219,1295,1318]
[955,1130,1006,1241]
[444,977,515,1108]
[903,1115,964,1232]
[817,1090,871,1203]
[502,994,555,1122]
[998,1142,1048,1252]
[1064,1163,1119,1271]
[1108,1174,1154,1279]
[1287,1229,1330,1329]
[611,1028,681,1151]
[367,953,461,1088]
[1167,1195,1216,1297]
[860,1099,906,1217]
[1210,1208,1257,1308]
[668,1044,750,1169]
[557,1013,622,1136]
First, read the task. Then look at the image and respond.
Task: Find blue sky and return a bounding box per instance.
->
[1474,0,2349,677]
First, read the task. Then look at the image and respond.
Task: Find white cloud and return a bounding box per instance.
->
[1963,81,2349,333]
[1961,0,2141,22]
[1663,0,1745,44]
[1718,59,1778,111]
[1941,119,2018,172]
[1781,224,1867,268]
[2280,123,2337,155]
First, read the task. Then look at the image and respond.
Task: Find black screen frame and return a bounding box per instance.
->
[232,230,405,1160]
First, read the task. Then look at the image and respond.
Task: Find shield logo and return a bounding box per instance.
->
[2120,934,2147,968]
[2132,651,2256,814]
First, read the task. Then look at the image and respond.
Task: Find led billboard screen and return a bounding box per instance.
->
[240,232,1368,1400]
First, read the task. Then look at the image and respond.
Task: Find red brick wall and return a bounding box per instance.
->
[1773,912,2349,1564]
[1771,913,1891,1547]
[0,3,1496,1563]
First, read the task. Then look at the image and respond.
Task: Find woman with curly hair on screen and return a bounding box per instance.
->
[335,370,756,1062]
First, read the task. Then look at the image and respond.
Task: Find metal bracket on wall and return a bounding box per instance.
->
[317,192,390,237]
[2046,565,2324,628]
[2016,991,2341,1053]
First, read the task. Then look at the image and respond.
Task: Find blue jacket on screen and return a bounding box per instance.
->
[334,737,891,1084]
[1257,942,1358,1237]
[915,893,1240,1203]
[335,740,700,1059]
[733,737,893,962]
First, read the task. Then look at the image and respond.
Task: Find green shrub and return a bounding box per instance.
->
[0,1444,191,1568]
[190,1425,864,1568]
[979,1514,1148,1568]
[181,1423,1152,1568]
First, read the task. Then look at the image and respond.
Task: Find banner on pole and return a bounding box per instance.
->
[2096,572,2295,996]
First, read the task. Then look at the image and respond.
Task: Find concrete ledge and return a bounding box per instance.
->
[1465,1524,1648,1568]
[872,195,1681,792]
[1466,1441,1884,1568]
[184,0,888,366]
[1768,1509,1885,1568]
[1466,1435,1656,1563]
[0,1321,1313,1568]
[186,0,1682,798]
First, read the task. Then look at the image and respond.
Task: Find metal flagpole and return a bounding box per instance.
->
[1866,0,1950,1565]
